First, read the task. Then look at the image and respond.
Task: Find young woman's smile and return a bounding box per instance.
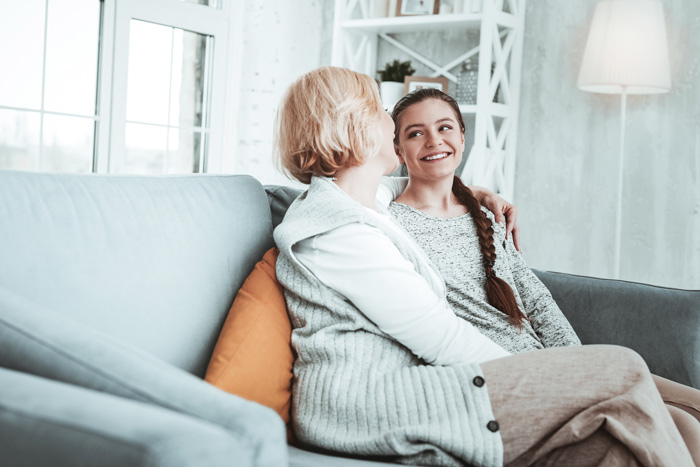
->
[396,99,465,180]
[421,151,451,162]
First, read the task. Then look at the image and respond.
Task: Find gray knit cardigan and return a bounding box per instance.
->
[274,176,504,466]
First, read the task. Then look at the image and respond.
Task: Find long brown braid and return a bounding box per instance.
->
[392,88,528,328]
[452,176,528,327]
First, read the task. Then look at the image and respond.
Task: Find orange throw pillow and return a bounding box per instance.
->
[205,247,295,442]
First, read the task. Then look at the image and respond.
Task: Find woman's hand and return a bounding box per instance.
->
[469,186,521,251]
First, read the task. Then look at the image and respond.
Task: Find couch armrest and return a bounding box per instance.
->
[0,287,287,467]
[533,270,700,388]
[0,367,256,467]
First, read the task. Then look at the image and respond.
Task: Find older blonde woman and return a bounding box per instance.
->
[273,66,693,466]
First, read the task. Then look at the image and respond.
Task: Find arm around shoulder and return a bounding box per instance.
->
[293,221,510,365]
[376,176,408,209]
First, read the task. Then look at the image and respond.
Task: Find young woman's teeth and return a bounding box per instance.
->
[424,153,448,161]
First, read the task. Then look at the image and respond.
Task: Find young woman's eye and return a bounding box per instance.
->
[407,130,423,139]
[439,125,453,131]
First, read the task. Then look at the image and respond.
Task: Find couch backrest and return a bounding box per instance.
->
[0,170,274,378]
[535,269,700,388]
[264,185,303,230]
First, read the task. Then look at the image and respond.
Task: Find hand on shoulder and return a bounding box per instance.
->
[471,187,521,251]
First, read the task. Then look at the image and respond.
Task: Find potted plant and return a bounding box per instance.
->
[378,59,416,110]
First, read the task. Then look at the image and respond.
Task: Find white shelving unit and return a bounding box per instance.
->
[331,0,527,201]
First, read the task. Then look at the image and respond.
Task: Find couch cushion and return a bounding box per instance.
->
[0,170,274,377]
[0,286,288,466]
[288,445,419,466]
[205,247,294,440]
[0,367,255,467]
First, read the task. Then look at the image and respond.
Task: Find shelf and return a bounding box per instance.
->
[341,11,516,34]
[490,103,512,118]
[342,13,482,34]
[459,104,477,114]
[458,103,513,117]
[332,0,526,199]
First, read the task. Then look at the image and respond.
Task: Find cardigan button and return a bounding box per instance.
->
[487,420,500,432]
[473,376,485,387]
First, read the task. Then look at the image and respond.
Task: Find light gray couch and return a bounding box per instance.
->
[1,169,698,467]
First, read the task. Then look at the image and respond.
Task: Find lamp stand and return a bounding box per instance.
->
[613,87,627,280]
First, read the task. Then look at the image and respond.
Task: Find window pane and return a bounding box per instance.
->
[122,123,167,174]
[42,114,94,173]
[126,21,173,125]
[166,129,204,174]
[126,20,210,130]
[169,29,208,129]
[0,109,40,171]
[44,0,100,116]
[0,0,45,109]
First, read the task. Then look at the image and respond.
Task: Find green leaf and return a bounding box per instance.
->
[378,59,416,82]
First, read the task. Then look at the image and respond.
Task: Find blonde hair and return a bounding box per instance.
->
[274,66,385,184]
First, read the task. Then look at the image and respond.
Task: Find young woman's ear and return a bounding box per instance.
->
[394,144,405,164]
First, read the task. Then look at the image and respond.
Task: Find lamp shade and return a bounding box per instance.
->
[578,0,671,94]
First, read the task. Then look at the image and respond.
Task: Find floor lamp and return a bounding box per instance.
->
[577,0,671,280]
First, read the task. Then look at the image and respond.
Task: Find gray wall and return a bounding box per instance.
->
[233,1,699,289]
[231,0,333,186]
[515,0,700,289]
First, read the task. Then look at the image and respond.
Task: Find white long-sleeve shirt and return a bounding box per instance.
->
[292,203,510,366]
[376,176,407,212]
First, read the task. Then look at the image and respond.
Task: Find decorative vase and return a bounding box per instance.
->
[380,81,405,111]
[456,59,478,105]
[456,60,502,104]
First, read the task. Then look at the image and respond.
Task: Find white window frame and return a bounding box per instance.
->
[96,0,234,174]
[0,0,103,173]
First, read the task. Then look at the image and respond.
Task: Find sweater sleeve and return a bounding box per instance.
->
[292,222,511,366]
[495,221,581,348]
[376,177,408,211]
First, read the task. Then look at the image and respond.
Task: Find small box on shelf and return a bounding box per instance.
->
[396,0,440,17]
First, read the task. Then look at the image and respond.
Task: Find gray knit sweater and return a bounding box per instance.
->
[274,176,504,466]
[388,202,581,354]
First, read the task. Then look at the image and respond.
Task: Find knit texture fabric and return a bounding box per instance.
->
[388,202,581,354]
[274,177,504,466]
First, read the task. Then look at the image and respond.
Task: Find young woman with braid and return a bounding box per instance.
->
[382,89,577,353]
[274,65,694,466]
[385,87,700,463]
